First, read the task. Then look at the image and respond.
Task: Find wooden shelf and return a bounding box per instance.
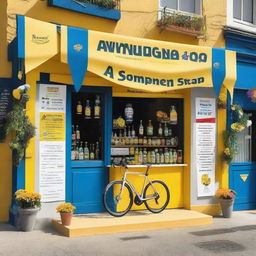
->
[107,164,187,168]
[111,145,178,148]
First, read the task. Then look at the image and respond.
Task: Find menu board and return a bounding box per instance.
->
[38,84,66,202]
[195,98,216,197]
[0,87,12,141]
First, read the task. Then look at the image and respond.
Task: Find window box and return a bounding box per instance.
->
[48,0,121,21]
[158,8,206,38]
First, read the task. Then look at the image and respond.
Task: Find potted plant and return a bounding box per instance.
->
[56,203,76,226]
[216,188,236,218]
[15,189,41,231]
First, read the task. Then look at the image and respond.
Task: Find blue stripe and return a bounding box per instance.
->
[67,27,88,92]
[17,15,25,59]
[212,48,226,96]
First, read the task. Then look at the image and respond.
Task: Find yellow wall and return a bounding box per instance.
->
[0,0,228,221]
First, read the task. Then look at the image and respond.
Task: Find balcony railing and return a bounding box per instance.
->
[76,0,120,10]
[158,7,206,38]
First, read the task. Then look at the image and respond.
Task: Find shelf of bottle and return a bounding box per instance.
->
[111,145,178,148]
[108,164,187,168]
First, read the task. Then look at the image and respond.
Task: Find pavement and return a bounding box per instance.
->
[1,210,256,256]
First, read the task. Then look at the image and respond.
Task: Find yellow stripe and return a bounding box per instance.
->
[223,50,237,102]
[61,25,68,64]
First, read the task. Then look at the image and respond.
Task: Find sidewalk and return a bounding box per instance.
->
[1,210,256,256]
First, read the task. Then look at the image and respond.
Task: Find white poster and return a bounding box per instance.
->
[38,84,66,202]
[195,97,216,197]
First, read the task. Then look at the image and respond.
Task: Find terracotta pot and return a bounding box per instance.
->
[219,199,234,218]
[60,212,73,226]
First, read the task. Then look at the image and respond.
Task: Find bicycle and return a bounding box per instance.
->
[103,162,170,217]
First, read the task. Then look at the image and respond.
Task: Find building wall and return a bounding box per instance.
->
[0,0,228,221]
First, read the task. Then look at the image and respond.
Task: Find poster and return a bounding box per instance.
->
[196,97,216,197]
[38,84,66,202]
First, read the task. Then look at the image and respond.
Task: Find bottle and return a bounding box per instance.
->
[111,132,115,145]
[138,148,143,164]
[131,125,136,137]
[71,145,76,160]
[75,142,79,160]
[124,103,134,124]
[85,100,91,119]
[76,100,82,115]
[72,125,76,142]
[164,148,169,164]
[95,142,100,160]
[151,150,156,164]
[147,150,151,164]
[158,123,163,136]
[147,120,153,136]
[143,136,148,145]
[84,141,89,160]
[155,149,160,164]
[143,148,147,164]
[78,141,84,160]
[164,123,169,137]
[94,95,101,119]
[168,127,172,136]
[76,125,80,140]
[177,150,183,164]
[134,148,139,164]
[90,144,95,160]
[130,147,135,155]
[173,150,178,164]
[139,120,144,136]
[170,105,178,124]
[160,149,164,164]
[169,149,173,164]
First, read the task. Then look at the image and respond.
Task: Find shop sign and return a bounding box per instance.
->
[38,84,66,202]
[195,98,216,197]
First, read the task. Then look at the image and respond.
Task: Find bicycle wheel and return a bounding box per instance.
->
[143,180,170,213]
[103,180,133,217]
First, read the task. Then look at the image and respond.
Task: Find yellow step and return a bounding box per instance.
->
[52,209,212,237]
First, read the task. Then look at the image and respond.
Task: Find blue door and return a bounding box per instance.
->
[66,86,112,213]
[229,90,256,210]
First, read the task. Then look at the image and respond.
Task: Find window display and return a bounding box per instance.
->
[71,92,103,161]
[111,97,184,165]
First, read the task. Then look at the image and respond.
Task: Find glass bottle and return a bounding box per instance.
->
[85,99,91,119]
[139,120,144,136]
[164,123,169,137]
[147,120,153,136]
[164,148,169,164]
[177,150,183,164]
[143,148,147,164]
[151,150,156,164]
[71,145,76,161]
[173,150,178,164]
[143,136,148,145]
[158,123,163,137]
[124,103,134,124]
[131,125,136,137]
[169,149,173,164]
[76,125,80,140]
[94,95,101,119]
[138,148,143,164]
[134,148,139,164]
[90,144,95,160]
[78,141,84,160]
[170,105,178,125]
[147,150,151,164]
[95,142,100,160]
[72,125,76,142]
[111,132,115,145]
[168,127,172,136]
[84,141,89,160]
[75,141,79,160]
[160,149,164,164]
[155,149,160,164]
[76,100,82,115]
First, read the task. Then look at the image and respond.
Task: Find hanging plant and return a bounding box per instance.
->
[223,104,252,163]
[4,85,36,166]
[217,87,227,109]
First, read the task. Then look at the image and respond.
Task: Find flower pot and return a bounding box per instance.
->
[60,212,73,226]
[219,199,234,218]
[18,207,39,231]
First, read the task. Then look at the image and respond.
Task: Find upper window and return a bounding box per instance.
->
[227,0,256,32]
[160,0,200,15]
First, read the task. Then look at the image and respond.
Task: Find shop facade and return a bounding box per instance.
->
[0,0,236,223]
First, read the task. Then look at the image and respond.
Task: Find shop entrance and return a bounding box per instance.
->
[230,90,256,210]
[67,86,112,214]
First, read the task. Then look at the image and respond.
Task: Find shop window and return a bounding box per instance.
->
[111,97,184,165]
[71,92,103,161]
[227,0,256,33]
[234,111,256,163]
[159,0,201,15]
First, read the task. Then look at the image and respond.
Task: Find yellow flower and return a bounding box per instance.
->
[224,148,230,156]
[56,203,76,213]
[231,123,245,132]
[231,106,236,111]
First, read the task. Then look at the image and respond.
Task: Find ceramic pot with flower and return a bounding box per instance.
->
[56,203,76,226]
[216,188,236,218]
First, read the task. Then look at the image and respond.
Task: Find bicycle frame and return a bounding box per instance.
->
[118,169,158,202]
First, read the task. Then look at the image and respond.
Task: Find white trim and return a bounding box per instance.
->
[227,0,256,33]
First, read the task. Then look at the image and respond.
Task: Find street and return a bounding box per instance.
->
[1,210,256,256]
